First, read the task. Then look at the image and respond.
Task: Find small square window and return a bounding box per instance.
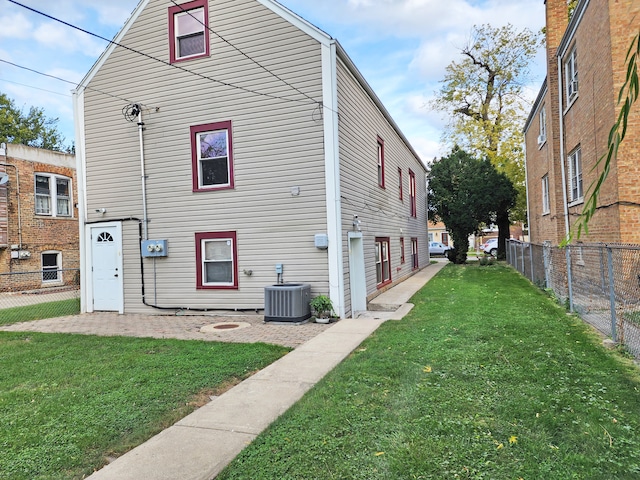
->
[191,121,234,191]
[42,251,61,283]
[169,0,210,63]
[195,232,238,289]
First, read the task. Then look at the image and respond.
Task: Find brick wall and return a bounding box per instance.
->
[0,144,79,291]
[528,0,640,246]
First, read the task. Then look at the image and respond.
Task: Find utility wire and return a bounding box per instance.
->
[168,0,317,105]
[7,0,320,107]
[0,77,70,97]
[0,58,135,103]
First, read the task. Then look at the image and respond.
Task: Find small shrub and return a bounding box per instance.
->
[310,295,334,318]
[478,256,495,266]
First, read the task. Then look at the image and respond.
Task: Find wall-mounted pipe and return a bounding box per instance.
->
[136,106,149,240]
[0,157,23,250]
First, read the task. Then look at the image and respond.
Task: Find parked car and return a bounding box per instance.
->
[429,241,452,256]
[481,238,498,256]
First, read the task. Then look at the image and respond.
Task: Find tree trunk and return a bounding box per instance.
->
[496,208,510,260]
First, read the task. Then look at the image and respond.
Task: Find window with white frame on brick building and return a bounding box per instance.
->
[35,174,72,217]
[565,47,578,103]
[567,147,583,203]
[542,174,550,215]
[538,104,547,146]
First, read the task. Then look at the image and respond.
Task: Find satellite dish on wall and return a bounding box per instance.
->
[0,173,9,186]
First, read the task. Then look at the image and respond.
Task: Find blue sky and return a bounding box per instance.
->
[0,0,546,161]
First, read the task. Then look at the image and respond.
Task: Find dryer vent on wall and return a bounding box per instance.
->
[264,283,311,323]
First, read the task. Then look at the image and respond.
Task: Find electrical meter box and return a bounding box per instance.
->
[141,239,168,257]
[314,233,329,250]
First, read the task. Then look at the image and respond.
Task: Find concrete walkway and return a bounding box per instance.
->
[33,262,447,480]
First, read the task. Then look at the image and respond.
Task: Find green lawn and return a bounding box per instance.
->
[0,334,289,479]
[218,264,640,480]
[0,298,80,326]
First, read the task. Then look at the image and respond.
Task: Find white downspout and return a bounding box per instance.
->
[72,89,88,313]
[321,41,346,319]
[137,106,149,240]
[557,55,570,239]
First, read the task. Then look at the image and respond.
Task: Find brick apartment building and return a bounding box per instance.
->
[524,0,640,245]
[0,143,79,291]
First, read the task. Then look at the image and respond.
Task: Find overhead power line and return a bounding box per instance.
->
[0,58,134,103]
[0,77,70,97]
[7,0,322,107]
[168,0,317,105]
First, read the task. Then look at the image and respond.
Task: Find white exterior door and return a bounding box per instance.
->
[90,224,123,312]
[348,232,367,315]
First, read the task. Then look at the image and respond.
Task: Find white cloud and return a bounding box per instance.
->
[33,22,107,57]
[0,12,34,39]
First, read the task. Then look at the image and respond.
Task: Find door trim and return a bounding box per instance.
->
[86,222,124,314]
[348,232,367,315]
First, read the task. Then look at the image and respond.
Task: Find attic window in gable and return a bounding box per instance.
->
[169,0,209,63]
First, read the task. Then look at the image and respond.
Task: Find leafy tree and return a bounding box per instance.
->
[428,148,516,264]
[432,24,542,231]
[0,92,68,152]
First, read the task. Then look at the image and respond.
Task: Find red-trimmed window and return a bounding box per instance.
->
[398,167,403,200]
[195,232,238,289]
[375,237,391,287]
[169,0,210,63]
[377,136,385,188]
[411,237,419,270]
[409,169,417,217]
[191,121,234,192]
[400,237,405,264]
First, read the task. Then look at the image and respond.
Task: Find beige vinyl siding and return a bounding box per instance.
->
[336,58,428,314]
[83,0,329,313]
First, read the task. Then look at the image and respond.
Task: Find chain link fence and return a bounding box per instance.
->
[507,240,640,359]
[0,269,80,323]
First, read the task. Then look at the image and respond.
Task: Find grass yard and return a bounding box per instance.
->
[218,264,640,480]
[0,298,80,326]
[0,333,289,479]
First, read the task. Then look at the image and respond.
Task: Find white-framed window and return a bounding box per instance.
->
[409,169,417,217]
[191,121,234,191]
[42,251,61,283]
[411,237,419,270]
[169,0,209,63]
[35,173,71,217]
[567,147,583,203]
[565,47,578,102]
[542,174,550,215]
[195,232,238,289]
[377,136,385,188]
[428,232,434,242]
[375,237,391,287]
[538,104,547,145]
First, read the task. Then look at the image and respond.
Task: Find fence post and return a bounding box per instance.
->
[529,242,534,283]
[543,241,550,289]
[520,242,525,274]
[606,246,618,342]
[566,247,574,312]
